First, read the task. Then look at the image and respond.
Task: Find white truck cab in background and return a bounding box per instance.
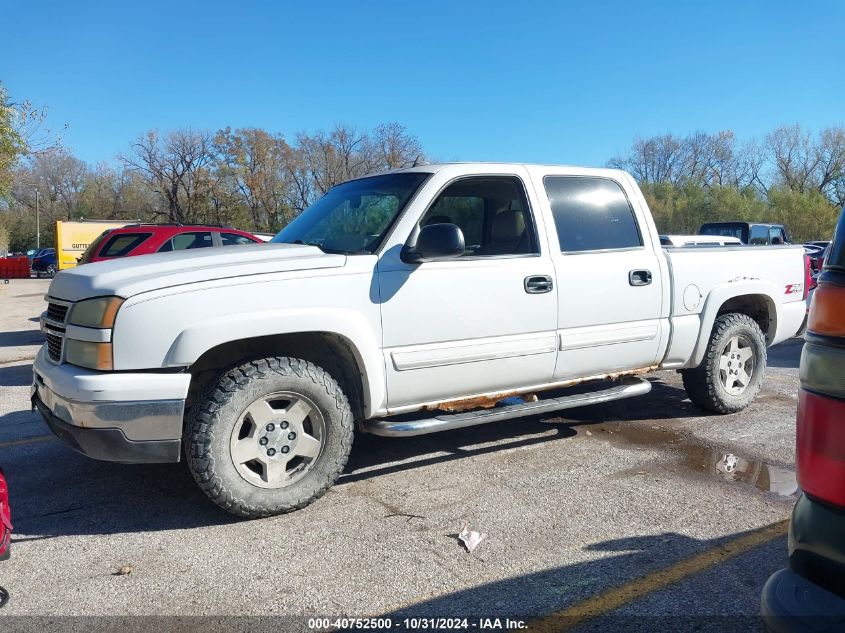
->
[33,163,807,517]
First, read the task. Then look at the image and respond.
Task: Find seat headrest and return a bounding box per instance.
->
[423,215,452,227]
[491,211,525,242]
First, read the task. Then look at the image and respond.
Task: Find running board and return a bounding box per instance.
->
[362,377,651,437]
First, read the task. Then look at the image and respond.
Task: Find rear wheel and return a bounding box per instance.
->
[186,357,354,518]
[681,313,767,413]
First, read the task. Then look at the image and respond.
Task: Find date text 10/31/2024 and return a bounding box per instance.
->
[307,618,528,630]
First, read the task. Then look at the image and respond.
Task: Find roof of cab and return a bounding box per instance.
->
[376,162,630,178]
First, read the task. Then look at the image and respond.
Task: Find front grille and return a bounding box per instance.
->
[47,302,69,323]
[46,332,63,362]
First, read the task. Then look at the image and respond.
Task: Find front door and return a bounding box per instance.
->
[377,174,558,409]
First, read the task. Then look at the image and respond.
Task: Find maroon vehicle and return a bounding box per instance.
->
[78,224,262,264]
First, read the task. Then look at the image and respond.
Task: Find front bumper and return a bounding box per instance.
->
[32,347,190,464]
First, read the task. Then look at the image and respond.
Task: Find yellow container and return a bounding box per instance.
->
[55,220,134,270]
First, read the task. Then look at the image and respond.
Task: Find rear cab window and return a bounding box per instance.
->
[543,176,642,252]
[98,232,153,258]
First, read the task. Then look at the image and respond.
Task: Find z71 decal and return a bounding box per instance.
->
[785,283,804,295]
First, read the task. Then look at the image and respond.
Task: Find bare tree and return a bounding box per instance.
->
[765,124,845,205]
[122,129,215,223]
[609,133,685,184]
[215,127,292,231]
[286,122,423,214]
[610,130,764,191]
[766,124,819,193]
[370,122,423,170]
[817,127,845,207]
[28,149,87,219]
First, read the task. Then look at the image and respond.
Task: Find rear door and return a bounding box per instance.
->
[532,169,666,380]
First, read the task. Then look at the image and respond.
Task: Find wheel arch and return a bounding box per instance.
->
[168,310,385,420]
[690,282,780,367]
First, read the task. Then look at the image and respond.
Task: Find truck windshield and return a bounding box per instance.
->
[272,172,430,254]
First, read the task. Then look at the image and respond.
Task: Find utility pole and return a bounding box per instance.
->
[35,189,40,249]
[24,184,41,249]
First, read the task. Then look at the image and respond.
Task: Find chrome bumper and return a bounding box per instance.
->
[32,347,189,463]
[32,374,185,442]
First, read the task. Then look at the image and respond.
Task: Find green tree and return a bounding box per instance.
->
[766,187,839,243]
[0,84,27,200]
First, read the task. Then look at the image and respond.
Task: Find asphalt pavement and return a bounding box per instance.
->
[0,279,801,631]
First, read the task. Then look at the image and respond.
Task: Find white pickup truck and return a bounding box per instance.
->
[33,163,808,517]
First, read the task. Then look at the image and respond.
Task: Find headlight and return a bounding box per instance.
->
[69,296,124,328]
[64,340,113,371]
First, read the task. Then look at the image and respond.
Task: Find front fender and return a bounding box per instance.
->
[165,307,386,417]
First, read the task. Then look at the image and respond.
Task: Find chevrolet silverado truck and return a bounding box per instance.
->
[33,163,808,517]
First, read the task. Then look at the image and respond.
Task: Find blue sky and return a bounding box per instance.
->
[2,0,843,167]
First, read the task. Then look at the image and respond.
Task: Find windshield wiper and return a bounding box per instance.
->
[290,239,351,255]
[290,239,325,252]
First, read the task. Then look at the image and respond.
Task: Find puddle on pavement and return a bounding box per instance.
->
[578,421,798,497]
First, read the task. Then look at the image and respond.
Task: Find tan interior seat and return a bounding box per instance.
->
[484,210,528,255]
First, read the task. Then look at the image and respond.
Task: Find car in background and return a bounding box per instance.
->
[807,240,831,249]
[804,242,830,273]
[252,232,277,242]
[699,222,791,245]
[31,248,57,278]
[77,224,262,265]
[660,234,743,247]
[761,206,845,632]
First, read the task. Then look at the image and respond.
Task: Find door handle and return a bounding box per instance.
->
[629,269,652,286]
[524,275,554,294]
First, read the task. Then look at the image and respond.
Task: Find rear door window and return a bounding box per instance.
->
[544,176,642,252]
[160,232,214,252]
[98,233,152,257]
[220,232,257,246]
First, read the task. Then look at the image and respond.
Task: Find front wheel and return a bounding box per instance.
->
[186,357,354,518]
[681,313,767,414]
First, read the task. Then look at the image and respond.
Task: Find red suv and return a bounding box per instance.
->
[78,224,262,264]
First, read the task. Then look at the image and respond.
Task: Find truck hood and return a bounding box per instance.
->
[48,243,346,301]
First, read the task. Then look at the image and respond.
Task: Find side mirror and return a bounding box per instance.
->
[401,223,465,264]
